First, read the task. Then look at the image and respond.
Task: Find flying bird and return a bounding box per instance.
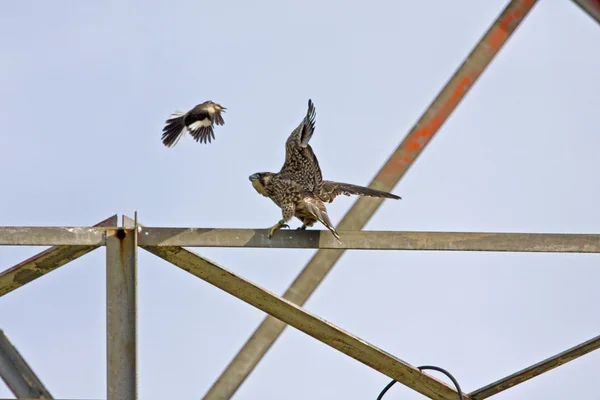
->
[249,99,401,242]
[161,100,226,147]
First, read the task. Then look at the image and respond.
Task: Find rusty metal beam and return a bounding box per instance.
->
[0,227,107,246]
[138,227,600,253]
[106,228,138,400]
[202,1,539,398]
[571,0,600,24]
[469,334,600,399]
[0,330,53,399]
[0,215,117,297]
[144,245,468,400]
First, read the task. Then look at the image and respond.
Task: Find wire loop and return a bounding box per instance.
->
[376,365,463,400]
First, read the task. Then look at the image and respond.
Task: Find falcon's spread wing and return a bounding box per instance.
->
[318,181,402,203]
[278,99,322,190]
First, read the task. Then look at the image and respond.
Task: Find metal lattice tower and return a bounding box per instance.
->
[1,0,599,399]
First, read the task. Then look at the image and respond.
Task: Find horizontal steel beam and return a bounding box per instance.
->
[0,215,118,297]
[0,227,108,246]
[138,228,600,253]
[469,334,600,399]
[3,226,600,253]
[144,245,467,400]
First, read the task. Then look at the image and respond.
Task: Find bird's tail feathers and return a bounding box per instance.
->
[168,111,185,120]
[305,199,342,243]
[325,181,401,200]
[161,111,187,147]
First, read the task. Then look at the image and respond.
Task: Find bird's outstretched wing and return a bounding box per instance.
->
[318,181,402,203]
[278,99,322,190]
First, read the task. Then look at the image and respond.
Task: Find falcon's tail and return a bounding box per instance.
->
[304,198,342,243]
[320,214,342,244]
[161,111,187,147]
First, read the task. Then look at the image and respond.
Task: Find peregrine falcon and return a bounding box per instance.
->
[161,100,226,147]
[249,99,401,242]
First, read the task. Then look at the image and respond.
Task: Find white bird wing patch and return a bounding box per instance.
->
[188,118,212,131]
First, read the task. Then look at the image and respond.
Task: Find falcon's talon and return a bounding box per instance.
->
[267,220,289,239]
[296,225,307,231]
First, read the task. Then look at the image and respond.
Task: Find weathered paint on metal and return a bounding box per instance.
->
[0,330,53,399]
[145,245,468,400]
[202,2,540,397]
[571,0,600,24]
[137,227,600,252]
[0,227,107,246]
[0,215,118,297]
[106,228,138,400]
[469,334,600,399]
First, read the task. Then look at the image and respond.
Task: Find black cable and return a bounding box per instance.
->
[376,364,463,400]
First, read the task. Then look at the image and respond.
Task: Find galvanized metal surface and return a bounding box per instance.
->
[0,215,118,297]
[0,227,108,246]
[145,245,467,400]
[0,330,53,399]
[106,228,138,400]
[203,1,539,398]
[469,334,600,399]
[571,0,600,24]
[139,227,600,252]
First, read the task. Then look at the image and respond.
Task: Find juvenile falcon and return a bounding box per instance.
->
[249,99,401,242]
[161,100,226,147]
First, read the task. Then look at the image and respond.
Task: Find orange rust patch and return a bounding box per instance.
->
[489,0,535,49]
[374,0,536,188]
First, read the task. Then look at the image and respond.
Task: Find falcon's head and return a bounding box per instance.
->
[249,172,273,197]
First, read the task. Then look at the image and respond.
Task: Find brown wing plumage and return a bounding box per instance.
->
[318,180,401,203]
[278,99,322,191]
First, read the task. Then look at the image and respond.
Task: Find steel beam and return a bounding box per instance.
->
[106,228,138,400]
[0,227,107,246]
[469,334,600,399]
[203,1,539,398]
[144,245,468,400]
[0,215,117,297]
[571,0,600,24]
[138,227,600,253]
[0,330,53,399]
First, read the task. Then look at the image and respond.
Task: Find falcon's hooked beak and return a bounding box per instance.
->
[249,173,269,197]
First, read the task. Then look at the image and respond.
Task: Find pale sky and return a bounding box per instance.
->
[1,1,599,399]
